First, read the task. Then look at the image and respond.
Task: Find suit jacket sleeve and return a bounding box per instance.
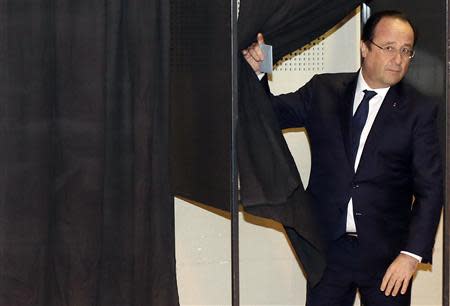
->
[261,74,315,129]
[404,100,443,263]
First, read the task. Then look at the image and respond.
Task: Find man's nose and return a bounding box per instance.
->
[393,51,403,65]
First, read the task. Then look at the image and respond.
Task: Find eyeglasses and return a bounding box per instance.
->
[369,40,415,59]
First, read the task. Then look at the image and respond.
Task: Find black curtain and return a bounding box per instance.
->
[0,1,178,305]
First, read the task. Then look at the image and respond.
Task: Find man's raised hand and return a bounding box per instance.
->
[241,33,265,74]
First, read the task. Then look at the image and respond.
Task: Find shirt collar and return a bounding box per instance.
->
[356,70,390,100]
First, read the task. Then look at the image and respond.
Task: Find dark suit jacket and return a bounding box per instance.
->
[266,72,443,271]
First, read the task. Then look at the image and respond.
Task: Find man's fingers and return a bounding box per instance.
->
[391,277,403,296]
[400,276,411,294]
[255,47,265,61]
[381,268,398,296]
[384,277,397,296]
[380,270,391,291]
[257,33,265,45]
[241,33,266,73]
[248,44,264,62]
[385,275,411,296]
[381,254,418,296]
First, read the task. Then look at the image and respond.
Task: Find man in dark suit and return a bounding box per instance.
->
[242,10,443,306]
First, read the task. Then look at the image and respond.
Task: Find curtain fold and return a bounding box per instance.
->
[0,1,178,305]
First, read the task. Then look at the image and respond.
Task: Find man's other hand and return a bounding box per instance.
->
[380,253,419,296]
[241,33,265,74]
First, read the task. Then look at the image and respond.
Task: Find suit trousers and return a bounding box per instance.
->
[306,235,411,306]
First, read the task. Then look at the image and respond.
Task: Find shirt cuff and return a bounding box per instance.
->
[400,251,422,262]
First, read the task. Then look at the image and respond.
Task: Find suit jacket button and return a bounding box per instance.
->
[352,184,359,189]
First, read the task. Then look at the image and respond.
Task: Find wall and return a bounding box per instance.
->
[176,198,232,306]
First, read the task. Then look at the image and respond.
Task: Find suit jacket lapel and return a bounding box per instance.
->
[355,83,403,175]
[339,74,358,170]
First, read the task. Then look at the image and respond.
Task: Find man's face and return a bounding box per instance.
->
[360,17,415,89]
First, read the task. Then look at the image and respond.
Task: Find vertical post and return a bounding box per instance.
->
[361,3,371,24]
[445,1,450,303]
[230,0,240,305]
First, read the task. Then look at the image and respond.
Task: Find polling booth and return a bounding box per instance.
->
[170,1,448,305]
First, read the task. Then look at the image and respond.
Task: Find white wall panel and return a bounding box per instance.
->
[175,197,231,305]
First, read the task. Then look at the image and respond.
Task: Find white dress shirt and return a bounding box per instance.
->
[347,70,421,262]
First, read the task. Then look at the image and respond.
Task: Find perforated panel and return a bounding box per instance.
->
[269,12,361,95]
[274,37,326,72]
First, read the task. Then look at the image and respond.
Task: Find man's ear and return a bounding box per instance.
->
[360,40,368,59]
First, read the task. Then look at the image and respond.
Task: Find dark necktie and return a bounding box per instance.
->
[333,89,377,240]
[351,89,377,167]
